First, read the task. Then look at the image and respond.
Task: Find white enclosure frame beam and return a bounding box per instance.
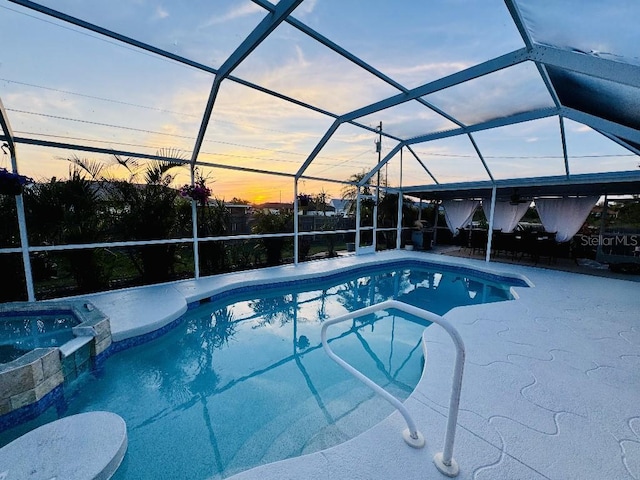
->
[467,134,494,183]
[190,0,305,167]
[595,130,640,157]
[251,0,467,129]
[0,99,16,156]
[405,146,439,185]
[296,119,342,178]
[3,136,353,187]
[0,98,35,301]
[343,49,529,123]
[294,178,299,265]
[407,108,559,145]
[530,44,640,90]
[395,148,403,250]
[559,117,570,177]
[562,107,640,145]
[359,108,558,189]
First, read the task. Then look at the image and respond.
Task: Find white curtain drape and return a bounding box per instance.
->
[482,200,530,233]
[534,196,599,242]
[442,200,479,234]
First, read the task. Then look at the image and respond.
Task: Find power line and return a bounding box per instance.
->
[11,130,375,168]
[1,78,329,138]
[1,78,200,118]
[9,109,194,139]
[9,108,370,163]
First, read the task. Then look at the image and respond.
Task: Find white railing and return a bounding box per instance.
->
[320,299,465,477]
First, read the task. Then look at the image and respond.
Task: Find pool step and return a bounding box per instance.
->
[223,377,403,476]
[0,411,127,479]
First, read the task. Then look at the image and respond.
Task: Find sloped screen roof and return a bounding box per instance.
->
[1,0,639,201]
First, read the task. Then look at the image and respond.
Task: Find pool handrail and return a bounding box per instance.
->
[320,299,465,477]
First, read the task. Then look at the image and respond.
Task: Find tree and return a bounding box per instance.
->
[0,194,26,301]
[25,165,111,293]
[341,171,374,216]
[313,190,330,216]
[615,199,640,227]
[105,160,186,283]
[198,198,230,275]
[251,210,293,265]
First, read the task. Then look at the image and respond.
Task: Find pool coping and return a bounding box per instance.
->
[81,250,533,346]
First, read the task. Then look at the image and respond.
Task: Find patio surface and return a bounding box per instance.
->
[82,250,639,479]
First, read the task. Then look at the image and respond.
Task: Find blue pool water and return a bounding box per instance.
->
[0,264,523,479]
[0,311,79,364]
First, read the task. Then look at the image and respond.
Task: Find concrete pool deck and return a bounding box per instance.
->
[79,250,640,479]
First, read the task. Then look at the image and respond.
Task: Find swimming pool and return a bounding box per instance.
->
[0,262,525,479]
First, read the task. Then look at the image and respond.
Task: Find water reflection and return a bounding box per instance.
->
[167,266,513,408]
[131,267,512,478]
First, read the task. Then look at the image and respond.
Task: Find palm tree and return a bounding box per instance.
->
[105,159,184,282]
[340,171,373,216]
[25,164,111,293]
[72,151,189,284]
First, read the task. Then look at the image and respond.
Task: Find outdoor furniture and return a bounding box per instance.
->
[469,229,488,256]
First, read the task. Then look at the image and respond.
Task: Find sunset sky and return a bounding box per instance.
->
[1,0,637,204]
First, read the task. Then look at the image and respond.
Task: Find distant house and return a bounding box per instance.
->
[330,199,349,217]
[591,204,619,220]
[225,203,252,234]
[254,202,294,214]
[305,203,336,216]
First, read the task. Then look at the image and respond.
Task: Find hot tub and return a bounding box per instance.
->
[0,310,80,363]
[0,300,112,426]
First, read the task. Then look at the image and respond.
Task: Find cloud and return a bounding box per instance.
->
[294,0,317,17]
[201,2,264,28]
[385,61,471,79]
[153,6,170,20]
[572,124,593,133]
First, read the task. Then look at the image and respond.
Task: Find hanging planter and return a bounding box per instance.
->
[0,168,33,196]
[179,179,211,206]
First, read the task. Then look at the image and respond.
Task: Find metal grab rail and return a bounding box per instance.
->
[320,299,465,477]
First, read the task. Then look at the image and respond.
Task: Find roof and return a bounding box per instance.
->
[1,0,639,200]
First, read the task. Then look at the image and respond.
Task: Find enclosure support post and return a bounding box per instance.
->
[16,191,35,302]
[373,122,382,251]
[1,98,35,301]
[596,194,608,259]
[485,186,497,262]
[355,186,361,253]
[294,179,299,265]
[396,147,403,250]
[432,201,440,247]
[190,166,200,279]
